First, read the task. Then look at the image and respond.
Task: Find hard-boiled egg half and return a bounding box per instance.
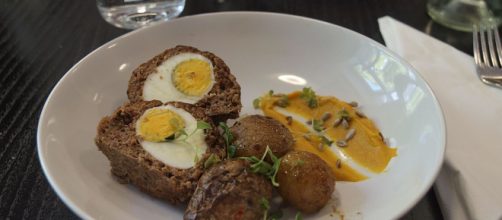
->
[135,105,208,169]
[142,53,215,104]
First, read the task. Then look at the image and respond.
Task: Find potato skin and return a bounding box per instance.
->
[230,115,294,160]
[277,151,335,213]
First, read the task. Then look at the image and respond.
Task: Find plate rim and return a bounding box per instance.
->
[36,11,446,219]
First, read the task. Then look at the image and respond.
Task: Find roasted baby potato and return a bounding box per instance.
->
[277,151,335,213]
[230,115,293,160]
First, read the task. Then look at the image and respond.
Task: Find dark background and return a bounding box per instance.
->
[0,0,473,219]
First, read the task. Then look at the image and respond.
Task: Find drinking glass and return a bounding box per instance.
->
[97,0,185,30]
[427,0,502,32]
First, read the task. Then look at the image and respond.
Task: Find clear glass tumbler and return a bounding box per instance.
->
[97,0,185,29]
[427,0,502,32]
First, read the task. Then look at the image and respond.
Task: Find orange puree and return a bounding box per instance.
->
[258,91,396,182]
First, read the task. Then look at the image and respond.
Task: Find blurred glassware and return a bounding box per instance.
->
[97,0,185,29]
[427,0,502,32]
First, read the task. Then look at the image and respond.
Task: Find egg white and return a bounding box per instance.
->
[135,105,208,169]
[142,53,215,104]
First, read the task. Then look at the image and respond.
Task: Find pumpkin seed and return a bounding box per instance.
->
[355,110,366,118]
[303,134,311,141]
[345,128,356,141]
[336,140,347,147]
[318,143,324,151]
[342,119,350,129]
[333,118,342,127]
[321,112,332,121]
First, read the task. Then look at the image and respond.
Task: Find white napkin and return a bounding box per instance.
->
[378,16,502,220]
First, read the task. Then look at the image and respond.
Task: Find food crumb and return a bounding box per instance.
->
[285,116,293,125]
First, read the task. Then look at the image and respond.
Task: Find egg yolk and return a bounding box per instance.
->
[172,59,212,97]
[138,109,185,142]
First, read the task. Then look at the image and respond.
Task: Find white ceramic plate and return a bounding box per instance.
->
[37,12,445,220]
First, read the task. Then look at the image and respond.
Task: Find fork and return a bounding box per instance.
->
[473,25,502,89]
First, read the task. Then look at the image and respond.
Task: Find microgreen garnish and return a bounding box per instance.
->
[260,197,283,220]
[300,87,318,108]
[269,209,283,220]
[171,120,210,142]
[295,212,303,220]
[227,145,236,158]
[163,120,211,162]
[196,120,211,130]
[338,109,350,120]
[319,135,333,146]
[240,146,281,187]
[253,97,262,109]
[203,154,221,169]
[260,197,270,220]
[219,122,237,158]
[312,119,324,132]
[268,90,274,96]
[274,95,289,108]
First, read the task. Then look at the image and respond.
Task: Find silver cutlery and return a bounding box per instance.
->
[473,25,502,89]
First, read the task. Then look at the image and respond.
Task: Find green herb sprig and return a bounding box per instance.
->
[260,197,270,220]
[260,197,283,220]
[312,119,324,132]
[337,108,350,121]
[219,122,237,158]
[274,95,290,108]
[253,97,262,109]
[165,120,211,162]
[319,135,333,146]
[268,210,283,220]
[240,146,281,187]
[203,154,221,169]
[300,87,318,108]
[169,120,211,142]
[295,212,303,220]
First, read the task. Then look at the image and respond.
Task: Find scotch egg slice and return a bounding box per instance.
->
[142,53,215,104]
[135,105,208,169]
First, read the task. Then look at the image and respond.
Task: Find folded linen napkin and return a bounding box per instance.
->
[378,16,502,220]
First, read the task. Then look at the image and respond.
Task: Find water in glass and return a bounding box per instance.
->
[97,0,185,29]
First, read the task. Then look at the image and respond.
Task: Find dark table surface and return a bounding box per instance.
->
[0,0,473,219]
